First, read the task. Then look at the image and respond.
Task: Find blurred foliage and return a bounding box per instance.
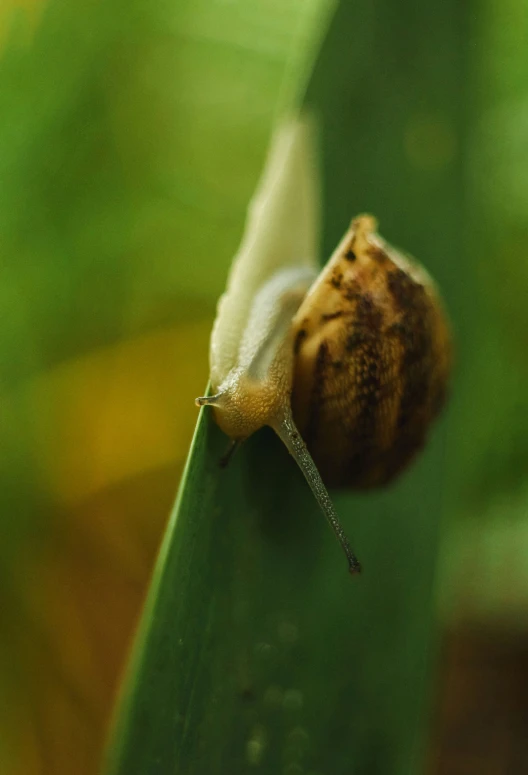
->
[0,0,334,772]
[0,0,527,773]
[439,0,528,626]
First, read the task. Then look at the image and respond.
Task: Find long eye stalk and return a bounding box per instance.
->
[274,411,361,575]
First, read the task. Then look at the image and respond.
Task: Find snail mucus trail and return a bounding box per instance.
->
[196,120,451,576]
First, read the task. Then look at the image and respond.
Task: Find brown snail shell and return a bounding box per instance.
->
[291,214,451,489]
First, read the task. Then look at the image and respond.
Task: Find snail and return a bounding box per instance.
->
[196,116,451,575]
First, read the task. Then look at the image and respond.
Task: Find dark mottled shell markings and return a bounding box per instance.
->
[291,215,451,490]
[342,292,384,487]
[304,340,330,450]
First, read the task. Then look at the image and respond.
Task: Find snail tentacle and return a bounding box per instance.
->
[195,393,224,407]
[272,410,361,575]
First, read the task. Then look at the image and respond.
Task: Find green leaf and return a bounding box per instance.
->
[106,400,442,775]
[106,1,469,773]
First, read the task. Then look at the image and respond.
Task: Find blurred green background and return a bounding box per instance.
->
[0,0,527,773]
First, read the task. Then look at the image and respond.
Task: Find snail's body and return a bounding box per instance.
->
[196,116,451,574]
[210,266,316,440]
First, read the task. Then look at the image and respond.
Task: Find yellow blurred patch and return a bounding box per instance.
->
[2,321,211,775]
[27,321,211,505]
[0,0,46,47]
